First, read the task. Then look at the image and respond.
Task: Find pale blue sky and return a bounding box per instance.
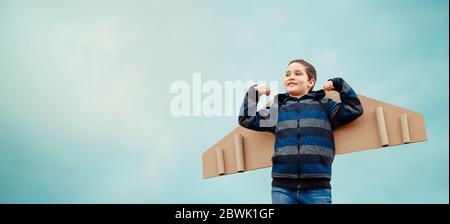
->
[0,0,448,203]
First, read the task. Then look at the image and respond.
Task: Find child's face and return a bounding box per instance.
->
[284,62,315,97]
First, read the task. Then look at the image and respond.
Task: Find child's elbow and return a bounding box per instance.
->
[344,106,364,124]
[357,105,364,117]
[352,106,364,121]
[238,116,247,127]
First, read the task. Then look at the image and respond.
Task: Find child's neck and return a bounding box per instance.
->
[289,90,309,99]
[289,94,304,99]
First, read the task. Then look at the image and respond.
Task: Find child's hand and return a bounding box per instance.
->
[255,85,271,96]
[323,80,334,91]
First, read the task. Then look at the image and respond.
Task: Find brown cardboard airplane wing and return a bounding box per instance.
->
[202,92,427,179]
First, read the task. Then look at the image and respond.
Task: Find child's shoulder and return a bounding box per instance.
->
[273,93,289,106]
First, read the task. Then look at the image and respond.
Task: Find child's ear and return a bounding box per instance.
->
[308,78,316,88]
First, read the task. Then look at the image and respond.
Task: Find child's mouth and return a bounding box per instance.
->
[287,82,297,86]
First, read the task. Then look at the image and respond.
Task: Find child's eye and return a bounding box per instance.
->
[285,73,289,77]
[295,72,301,76]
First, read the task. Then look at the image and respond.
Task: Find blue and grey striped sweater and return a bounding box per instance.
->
[238,78,363,189]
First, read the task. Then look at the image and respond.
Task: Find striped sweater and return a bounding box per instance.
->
[238,78,363,189]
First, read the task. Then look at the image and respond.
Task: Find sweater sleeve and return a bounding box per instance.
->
[238,85,276,133]
[326,77,364,129]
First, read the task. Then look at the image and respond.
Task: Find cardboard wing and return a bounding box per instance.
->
[202,92,427,179]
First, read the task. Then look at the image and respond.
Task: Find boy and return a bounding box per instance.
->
[238,59,363,204]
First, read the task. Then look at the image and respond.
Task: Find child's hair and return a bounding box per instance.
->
[288,59,317,91]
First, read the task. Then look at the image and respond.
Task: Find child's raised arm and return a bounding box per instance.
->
[238,85,276,133]
[325,77,364,128]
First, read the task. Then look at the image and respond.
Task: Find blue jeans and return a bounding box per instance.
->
[271,186,332,204]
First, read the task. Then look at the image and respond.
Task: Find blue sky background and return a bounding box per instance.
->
[0,0,448,203]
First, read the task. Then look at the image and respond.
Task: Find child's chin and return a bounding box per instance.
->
[286,89,301,95]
